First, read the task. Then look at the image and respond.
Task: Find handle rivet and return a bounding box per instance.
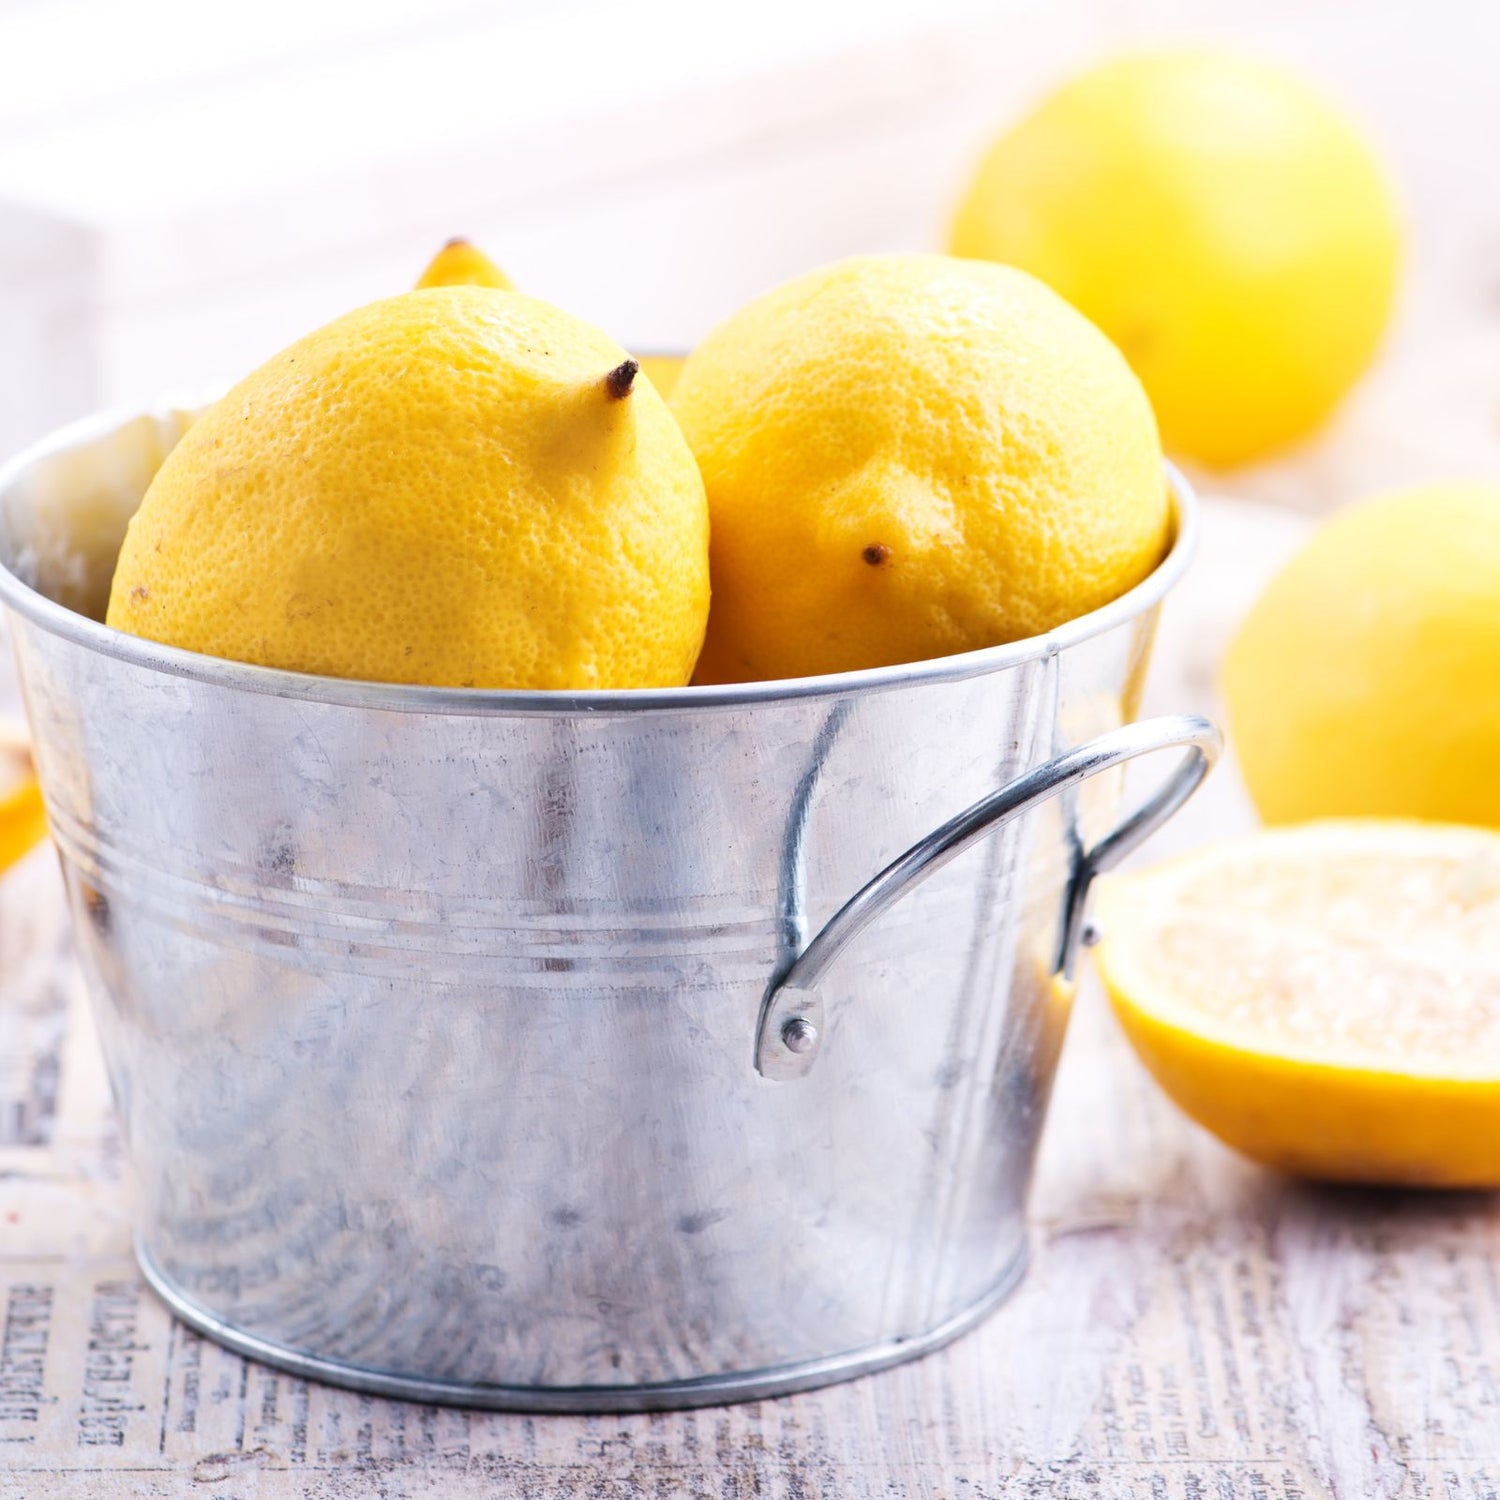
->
[781,1017,819,1055]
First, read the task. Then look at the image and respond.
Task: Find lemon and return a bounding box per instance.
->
[414,237,513,290]
[0,727,46,875]
[636,354,684,400]
[1094,820,1500,1187]
[1223,483,1500,827]
[950,50,1401,468]
[107,290,710,690]
[670,253,1169,684]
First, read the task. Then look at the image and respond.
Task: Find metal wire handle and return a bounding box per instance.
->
[754,713,1221,1080]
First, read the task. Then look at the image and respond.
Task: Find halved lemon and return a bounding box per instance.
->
[1093,820,1500,1186]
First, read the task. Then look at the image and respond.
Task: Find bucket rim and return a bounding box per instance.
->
[0,400,1199,716]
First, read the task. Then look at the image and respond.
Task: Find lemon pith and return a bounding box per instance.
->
[1094,820,1500,1186]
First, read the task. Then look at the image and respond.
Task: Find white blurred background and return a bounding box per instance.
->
[1,0,1497,508]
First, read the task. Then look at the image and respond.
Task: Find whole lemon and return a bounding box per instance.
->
[107,289,710,690]
[670,253,1170,684]
[1223,484,1500,825]
[950,50,1401,469]
[414,237,513,290]
[635,354,685,400]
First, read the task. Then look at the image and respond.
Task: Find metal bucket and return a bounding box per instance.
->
[0,402,1218,1411]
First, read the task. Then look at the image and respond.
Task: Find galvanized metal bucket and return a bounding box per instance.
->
[0,402,1218,1411]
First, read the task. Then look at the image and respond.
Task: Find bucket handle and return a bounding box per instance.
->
[753,713,1221,1080]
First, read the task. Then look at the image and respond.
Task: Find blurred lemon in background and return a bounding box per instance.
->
[1095,820,1500,1186]
[1223,483,1500,826]
[0,728,46,875]
[950,50,1401,468]
[671,253,1170,684]
[108,286,710,689]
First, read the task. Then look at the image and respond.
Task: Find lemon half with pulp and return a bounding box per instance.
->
[1094,820,1500,1186]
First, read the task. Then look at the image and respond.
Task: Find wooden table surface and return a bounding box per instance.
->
[3,499,1498,1499]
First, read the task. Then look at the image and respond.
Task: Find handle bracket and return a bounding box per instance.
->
[754,714,1220,1080]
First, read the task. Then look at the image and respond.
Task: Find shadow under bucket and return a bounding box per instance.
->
[0,402,1218,1411]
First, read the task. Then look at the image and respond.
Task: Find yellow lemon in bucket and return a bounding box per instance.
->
[106,283,710,690]
[671,253,1170,684]
[414,237,513,290]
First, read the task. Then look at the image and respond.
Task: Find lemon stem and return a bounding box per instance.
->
[605,359,640,401]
